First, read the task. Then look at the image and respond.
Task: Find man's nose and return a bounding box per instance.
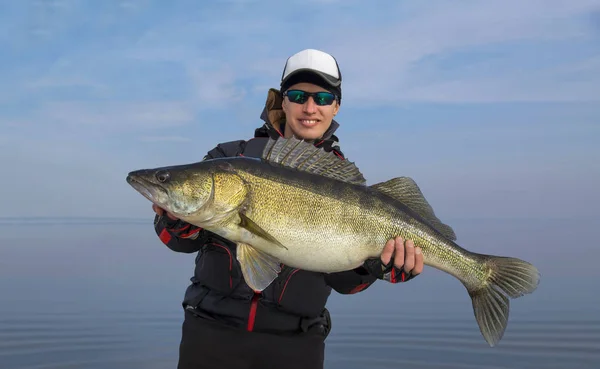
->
[303,97,318,114]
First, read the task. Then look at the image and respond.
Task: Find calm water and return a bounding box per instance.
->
[0,217,598,369]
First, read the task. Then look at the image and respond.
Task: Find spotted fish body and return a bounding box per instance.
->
[126,136,540,347]
[209,156,477,282]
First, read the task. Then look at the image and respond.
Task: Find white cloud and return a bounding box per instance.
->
[138,135,192,143]
[36,101,195,132]
[377,57,600,104]
[7,0,600,106]
[186,62,247,107]
[25,75,108,94]
[116,0,600,106]
[321,0,600,105]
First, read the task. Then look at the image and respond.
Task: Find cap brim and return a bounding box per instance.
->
[281,68,341,88]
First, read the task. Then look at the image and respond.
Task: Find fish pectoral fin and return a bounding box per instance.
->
[236,242,282,292]
[261,136,366,185]
[370,177,457,241]
[239,212,288,250]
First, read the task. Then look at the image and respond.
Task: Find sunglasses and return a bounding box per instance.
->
[283,90,337,106]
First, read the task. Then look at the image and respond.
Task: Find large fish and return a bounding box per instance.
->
[126,136,540,347]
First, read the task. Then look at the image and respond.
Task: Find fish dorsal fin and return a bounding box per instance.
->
[261,136,366,185]
[370,177,457,241]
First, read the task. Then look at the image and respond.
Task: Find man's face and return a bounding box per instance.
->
[281,82,340,140]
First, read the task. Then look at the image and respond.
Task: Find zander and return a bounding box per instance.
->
[126,136,540,347]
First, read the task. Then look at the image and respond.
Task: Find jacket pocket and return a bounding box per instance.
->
[275,268,332,317]
[194,242,240,294]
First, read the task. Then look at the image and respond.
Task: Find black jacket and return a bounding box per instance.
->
[153,89,377,337]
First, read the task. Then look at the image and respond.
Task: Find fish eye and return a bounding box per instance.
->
[156,170,170,183]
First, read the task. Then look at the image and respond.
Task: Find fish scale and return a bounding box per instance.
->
[235,166,484,287]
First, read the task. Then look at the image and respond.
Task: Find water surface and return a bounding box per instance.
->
[0,218,597,368]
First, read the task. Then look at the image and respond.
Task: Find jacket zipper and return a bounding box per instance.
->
[247,292,260,331]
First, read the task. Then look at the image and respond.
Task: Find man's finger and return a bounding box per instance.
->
[403,238,415,273]
[380,239,395,265]
[412,247,424,275]
[393,236,405,269]
[152,204,164,215]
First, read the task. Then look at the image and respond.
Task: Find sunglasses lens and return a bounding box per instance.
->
[286,90,336,105]
[314,92,335,105]
[287,90,307,103]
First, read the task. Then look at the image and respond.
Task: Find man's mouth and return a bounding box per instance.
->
[299,119,319,127]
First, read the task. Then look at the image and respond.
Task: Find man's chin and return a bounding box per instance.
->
[289,125,328,141]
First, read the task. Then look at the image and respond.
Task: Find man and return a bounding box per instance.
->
[152,49,424,369]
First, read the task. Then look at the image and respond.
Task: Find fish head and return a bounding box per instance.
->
[126,163,215,219]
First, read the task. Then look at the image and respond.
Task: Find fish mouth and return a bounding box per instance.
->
[126,174,167,205]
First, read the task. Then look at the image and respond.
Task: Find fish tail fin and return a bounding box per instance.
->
[467,255,540,347]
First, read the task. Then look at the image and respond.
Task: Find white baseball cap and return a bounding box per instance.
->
[280,49,342,98]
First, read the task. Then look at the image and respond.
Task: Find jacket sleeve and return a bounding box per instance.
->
[152,140,247,253]
[324,267,378,294]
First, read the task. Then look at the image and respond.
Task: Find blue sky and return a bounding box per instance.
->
[1,0,599,220]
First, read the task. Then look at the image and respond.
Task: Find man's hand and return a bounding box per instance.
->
[152,204,178,221]
[362,236,424,283]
